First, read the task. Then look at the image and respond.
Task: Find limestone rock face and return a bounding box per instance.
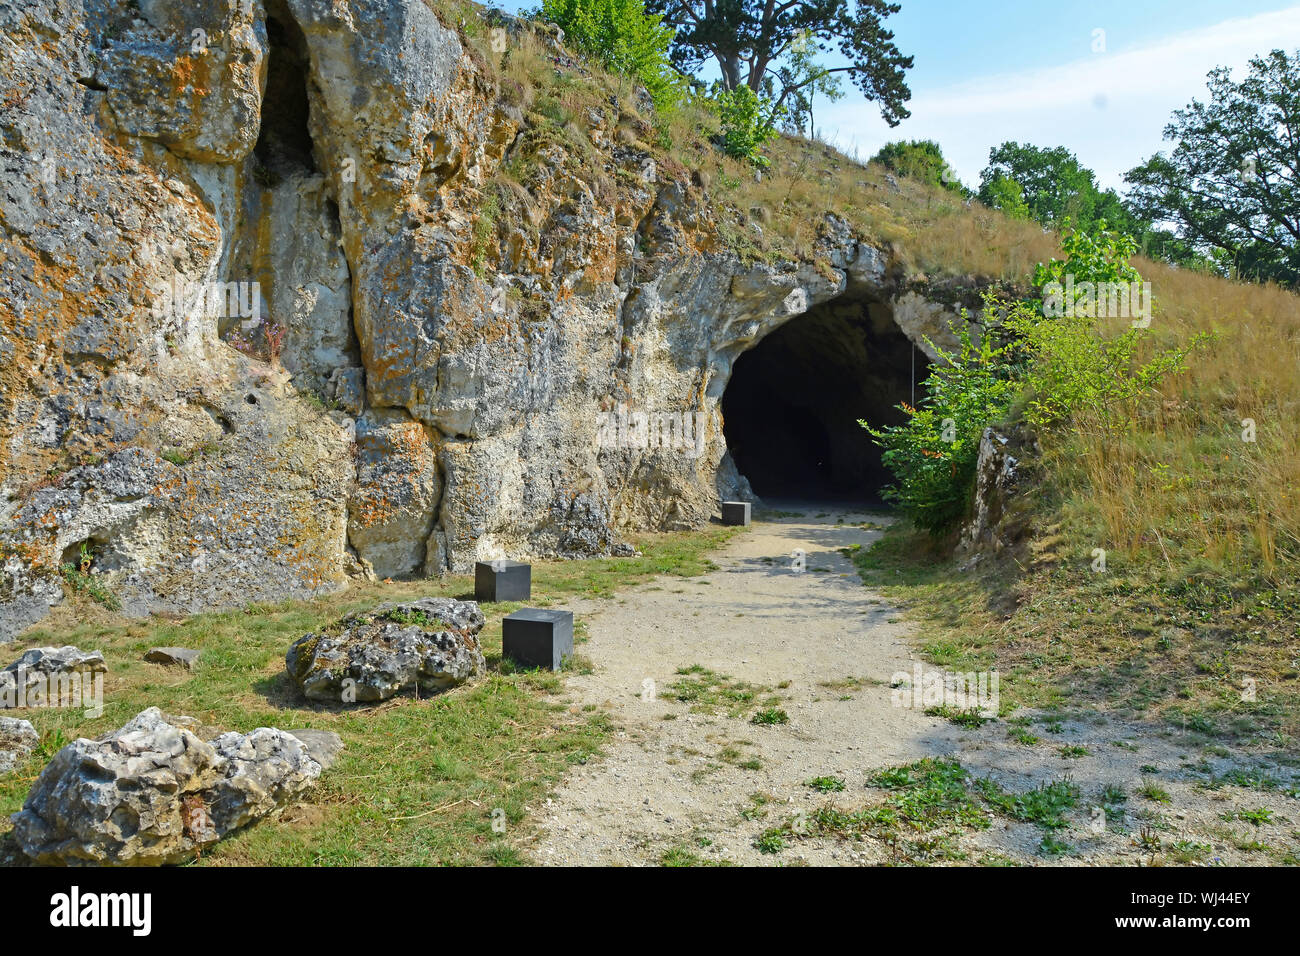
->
[957,427,1037,561]
[348,410,442,579]
[10,707,333,865]
[0,0,354,639]
[0,0,972,638]
[286,597,487,702]
[99,0,269,164]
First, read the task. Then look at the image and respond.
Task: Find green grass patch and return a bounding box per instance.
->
[669,666,769,718]
[0,526,733,865]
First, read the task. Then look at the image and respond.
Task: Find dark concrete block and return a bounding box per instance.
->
[720,501,751,526]
[475,560,531,602]
[502,608,574,671]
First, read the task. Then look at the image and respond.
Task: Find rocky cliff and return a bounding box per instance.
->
[0,0,973,639]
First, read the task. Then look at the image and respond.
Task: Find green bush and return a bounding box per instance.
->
[861,221,1210,536]
[714,85,782,166]
[861,317,1017,535]
[539,0,685,111]
[1033,218,1142,302]
[872,139,966,194]
[1012,220,1211,428]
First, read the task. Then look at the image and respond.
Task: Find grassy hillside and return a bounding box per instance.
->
[434,4,1300,742]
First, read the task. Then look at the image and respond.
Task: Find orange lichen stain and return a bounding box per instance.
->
[251,181,277,319]
[171,54,212,97]
[350,423,438,530]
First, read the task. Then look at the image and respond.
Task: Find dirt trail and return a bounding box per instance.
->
[530,506,1299,866]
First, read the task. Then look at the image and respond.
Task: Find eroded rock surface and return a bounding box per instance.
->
[0,0,973,639]
[286,597,486,702]
[10,707,336,865]
[957,426,1038,562]
[144,646,200,669]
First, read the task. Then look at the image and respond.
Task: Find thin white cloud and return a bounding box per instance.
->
[820,7,1300,188]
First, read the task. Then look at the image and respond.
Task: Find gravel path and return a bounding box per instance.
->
[529,506,1299,866]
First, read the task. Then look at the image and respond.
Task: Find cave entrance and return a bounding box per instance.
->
[254,3,316,176]
[720,290,927,504]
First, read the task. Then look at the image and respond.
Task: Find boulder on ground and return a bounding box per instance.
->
[286,597,486,703]
[0,717,38,774]
[286,729,346,770]
[956,425,1038,564]
[9,708,339,866]
[144,647,200,669]
[0,647,107,709]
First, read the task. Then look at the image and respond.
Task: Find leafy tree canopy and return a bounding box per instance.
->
[1125,48,1300,287]
[645,0,913,126]
[978,142,1119,229]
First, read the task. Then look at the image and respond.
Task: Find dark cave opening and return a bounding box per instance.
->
[254,8,316,175]
[721,290,928,504]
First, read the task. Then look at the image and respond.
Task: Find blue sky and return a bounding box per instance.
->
[816,1,1300,189]
[501,1,1300,190]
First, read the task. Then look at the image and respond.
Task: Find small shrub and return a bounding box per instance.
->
[862,313,1016,535]
[539,0,685,111]
[714,85,782,166]
[1007,221,1213,428]
[872,139,966,194]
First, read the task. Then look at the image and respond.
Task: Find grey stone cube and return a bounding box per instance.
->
[502,608,574,671]
[475,560,531,602]
[721,501,751,526]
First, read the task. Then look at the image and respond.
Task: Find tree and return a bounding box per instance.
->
[779,29,843,138]
[645,0,913,126]
[980,171,1030,219]
[978,142,1109,228]
[715,84,783,164]
[540,0,686,111]
[872,139,966,194]
[1124,49,1300,287]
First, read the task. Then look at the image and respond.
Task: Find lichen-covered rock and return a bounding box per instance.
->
[9,707,334,865]
[0,717,38,774]
[98,0,269,164]
[0,646,107,709]
[347,410,443,579]
[286,597,486,702]
[0,0,974,639]
[203,726,328,837]
[0,0,353,641]
[957,426,1038,562]
[144,647,200,669]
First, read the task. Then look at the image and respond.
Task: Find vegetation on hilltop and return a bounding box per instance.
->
[436,1,1300,743]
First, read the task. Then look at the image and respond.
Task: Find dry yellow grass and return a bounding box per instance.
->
[431,3,1294,733]
[438,0,1300,620]
[1051,262,1300,576]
